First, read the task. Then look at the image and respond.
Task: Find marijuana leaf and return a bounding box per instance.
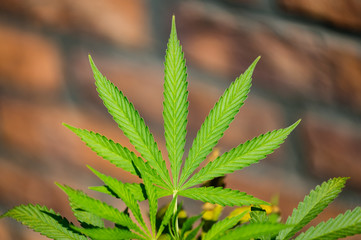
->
[222,223,289,240]
[203,211,248,240]
[277,177,348,240]
[179,186,268,206]
[56,183,144,235]
[295,207,361,240]
[1,204,87,240]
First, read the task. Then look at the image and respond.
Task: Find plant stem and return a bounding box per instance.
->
[173,191,179,239]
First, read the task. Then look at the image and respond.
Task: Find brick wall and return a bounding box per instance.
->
[1,0,361,239]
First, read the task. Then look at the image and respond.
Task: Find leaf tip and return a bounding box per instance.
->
[55,182,67,192]
[88,55,98,74]
[288,119,301,132]
[62,122,75,131]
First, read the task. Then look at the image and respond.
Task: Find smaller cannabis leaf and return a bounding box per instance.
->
[1,204,87,240]
[277,177,348,240]
[276,177,361,240]
[295,207,361,240]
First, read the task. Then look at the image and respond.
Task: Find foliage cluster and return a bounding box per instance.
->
[2,16,361,240]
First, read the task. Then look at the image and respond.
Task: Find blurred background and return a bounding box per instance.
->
[1,0,361,239]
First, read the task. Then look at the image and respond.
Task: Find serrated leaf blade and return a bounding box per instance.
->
[89,183,171,201]
[88,166,148,234]
[179,57,260,187]
[163,15,189,188]
[277,177,348,240]
[203,211,248,240]
[89,55,172,189]
[222,223,289,240]
[295,207,361,240]
[179,186,268,206]
[55,183,143,235]
[1,204,87,240]
[184,120,300,189]
[63,124,140,176]
[72,226,145,240]
[142,170,158,237]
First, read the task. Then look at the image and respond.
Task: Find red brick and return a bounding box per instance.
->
[0,97,166,183]
[0,222,11,240]
[0,159,70,213]
[176,3,333,100]
[329,47,361,110]
[0,0,150,48]
[177,2,361,113]
[0,23,62,93]
[302,113,361,190]
[279,0,361,31]
[71,54,164,125]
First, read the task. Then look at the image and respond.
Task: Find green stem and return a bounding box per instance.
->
[173,191,179,239]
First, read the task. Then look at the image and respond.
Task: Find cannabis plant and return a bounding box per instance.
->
[2,16,361,240]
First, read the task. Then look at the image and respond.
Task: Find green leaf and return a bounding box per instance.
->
[89,183,171,200]
[88,166,148,234]
[72,226,145,240]
[295,207,361,240]
[203,211,248,240]
[185,221,203,240]
[143,170,158,237]
[277,177,348,240]
[163,15,189,188]
[156,196,177,238]
[178,186,268,206]
[180,214,202,239]
[89,55,172,189]
[63,124,140,177]
[222,223,289,240]
[71,207,104,228]
[1,204,87,240]
[250,209,271,240]
[183,120,300,189]
[55,183,143,235]
[179,57,260,187]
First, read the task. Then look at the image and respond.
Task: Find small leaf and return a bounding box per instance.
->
[179,186,268,206]
[295,207,361,240]
[203,211,248,240]
[179,57,260,187]
[55,183,143,235]
[89,55,172,189]
[277,177,348,240]
[88,166,148,234]
[163,15,189,188]
[222,223,289,240]
[185,221,203,240]
[180,214,202,239]
[72,226,145,240]
[156,196,177,238]
[1,204,87,240]
[143,170,158,237]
